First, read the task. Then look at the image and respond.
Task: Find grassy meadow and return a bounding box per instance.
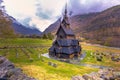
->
[0,38,120,80]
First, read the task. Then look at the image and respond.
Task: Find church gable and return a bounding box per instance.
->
[56,26,66,39]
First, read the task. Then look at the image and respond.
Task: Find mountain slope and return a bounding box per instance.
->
[43,13,99,35]
[81,5,120,47]
[43,19,60,35]
[0,2,16,38]
[43,5,120,47]
[9,16,41,35]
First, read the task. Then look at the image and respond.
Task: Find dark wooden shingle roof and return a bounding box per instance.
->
[61,25,74,36]
[55,39,79,47]
[54,46,80,54]
[49,39,81,54]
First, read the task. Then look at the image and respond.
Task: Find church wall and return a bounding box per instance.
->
[58,53,70,58]
[66,36,75,39]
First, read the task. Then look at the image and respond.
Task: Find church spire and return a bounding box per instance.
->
[62,3,69,25]
[65,3,67,16]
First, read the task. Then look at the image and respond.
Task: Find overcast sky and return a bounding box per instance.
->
[4,0,120,32]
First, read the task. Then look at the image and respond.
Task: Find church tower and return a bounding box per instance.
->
[56,4,75,40]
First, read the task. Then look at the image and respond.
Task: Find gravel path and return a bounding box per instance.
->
[42,53,109,69]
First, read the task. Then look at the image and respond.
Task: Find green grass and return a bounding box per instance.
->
[0,38,52,47]
[16,49,98,80]
[81,42,120,54]
[0,38,98,80]
[81,43,120,68]
[15,56,97,80]
[81,50,115,67]
[0,38,120,80]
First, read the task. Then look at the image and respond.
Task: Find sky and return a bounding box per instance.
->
[3,0,120,32]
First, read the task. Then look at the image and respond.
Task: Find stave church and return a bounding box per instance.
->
[49,5,81,59]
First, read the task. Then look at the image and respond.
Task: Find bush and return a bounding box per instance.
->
[42,33,54,40]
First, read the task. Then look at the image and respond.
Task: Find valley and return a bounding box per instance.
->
[0,38,120,80]
[0,0,120,80]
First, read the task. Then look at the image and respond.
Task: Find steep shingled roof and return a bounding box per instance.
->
[54,46,80,54]
[61,25,74,36]
[55,39,79,47]
[56,24,75,36]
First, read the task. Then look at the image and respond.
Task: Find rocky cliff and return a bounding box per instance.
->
[0,56,35,80]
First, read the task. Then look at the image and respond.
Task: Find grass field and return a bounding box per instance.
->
[80,42,120,68]
[0,38,120,80]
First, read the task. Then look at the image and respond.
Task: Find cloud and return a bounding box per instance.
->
[32,0,66,31]
[4,0,66,32]
[69,0,120,15]
[30,16,52,31]
[35,4,53,20]
[4,0,36,18]
[20,17,31,27]
[4,0,120,32]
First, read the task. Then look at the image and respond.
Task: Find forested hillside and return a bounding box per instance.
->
[0,0,15,38]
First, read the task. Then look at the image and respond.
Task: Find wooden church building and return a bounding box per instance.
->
[49,6,81,59]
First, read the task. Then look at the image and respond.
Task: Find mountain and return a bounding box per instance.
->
[43,13,99,35]
[43,19,60,35]
[9,16,41,35]
[0,0,41,37]
[80,5,120,47]
[43,5,120,47]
